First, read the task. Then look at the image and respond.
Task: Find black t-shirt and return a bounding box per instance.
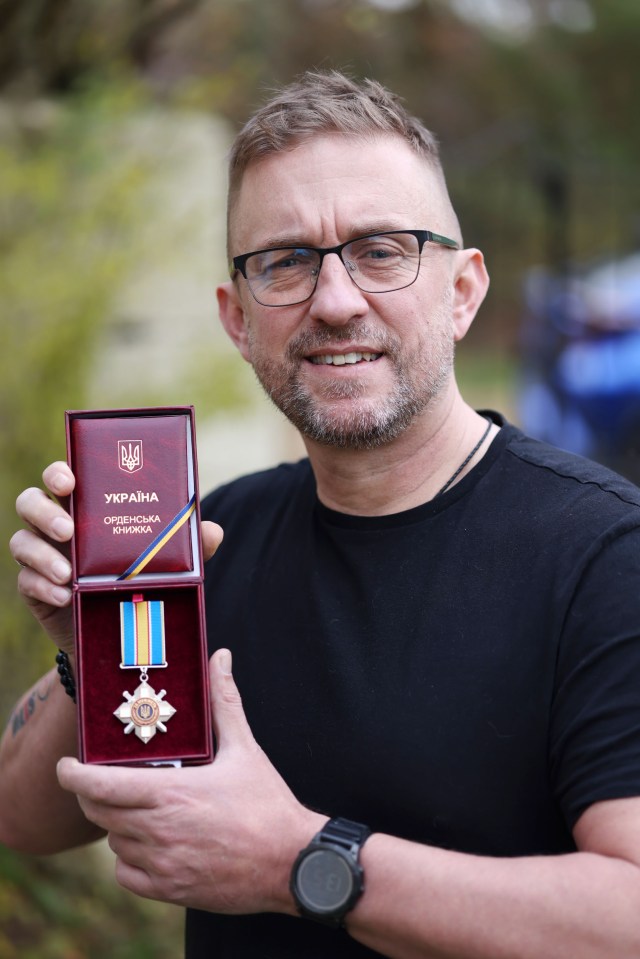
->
[186,415,640,958]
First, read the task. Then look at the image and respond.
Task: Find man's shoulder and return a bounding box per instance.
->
[499,420,640,512]
[487,419,640,555]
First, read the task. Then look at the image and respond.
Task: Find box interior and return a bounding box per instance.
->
[75,576,211,765]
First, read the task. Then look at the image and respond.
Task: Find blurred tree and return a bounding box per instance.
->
[0,76,215,959]
[0,68,251,959]
[0,78,157,702]
[0,74,246,699]
[2,0,637,345]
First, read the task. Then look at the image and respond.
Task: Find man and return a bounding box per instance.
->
[3,71,640,958]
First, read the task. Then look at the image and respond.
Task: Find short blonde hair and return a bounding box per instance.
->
[227,70,449,250]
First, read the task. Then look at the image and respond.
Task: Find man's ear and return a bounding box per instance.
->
[451,249,490,343]
[217,281,251,362]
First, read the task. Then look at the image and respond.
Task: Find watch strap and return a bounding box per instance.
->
[315,816,371,850]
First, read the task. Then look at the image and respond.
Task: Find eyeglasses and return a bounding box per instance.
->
[230,229,459,307]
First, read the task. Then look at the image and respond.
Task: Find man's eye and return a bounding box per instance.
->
[357,243,402,261]
[275,256,302,269]
[365,246,395,259]
[268,250,313,271]
[350,237,405,259]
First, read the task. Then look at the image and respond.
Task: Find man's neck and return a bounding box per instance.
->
[303,391,496,517]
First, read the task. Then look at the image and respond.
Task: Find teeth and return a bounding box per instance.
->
[311,352,380,365]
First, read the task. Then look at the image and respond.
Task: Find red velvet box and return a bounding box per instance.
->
[66,408,213,766]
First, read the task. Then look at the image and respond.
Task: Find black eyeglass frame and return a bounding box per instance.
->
[230,229,460,307]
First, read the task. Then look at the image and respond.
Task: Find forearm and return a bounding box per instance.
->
[346,834,640,959]
[0,665,103,854]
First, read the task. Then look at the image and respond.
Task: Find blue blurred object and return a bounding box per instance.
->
[518,253,640,480]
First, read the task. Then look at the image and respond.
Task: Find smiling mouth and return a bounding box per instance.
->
[309,351,382,366]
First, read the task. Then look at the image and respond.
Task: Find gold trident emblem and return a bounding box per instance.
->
[118,440,143,473]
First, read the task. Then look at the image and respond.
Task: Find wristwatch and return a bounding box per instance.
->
[290,817,372,926]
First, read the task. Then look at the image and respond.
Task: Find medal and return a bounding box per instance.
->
[114,680,176,742]
[114,594,176,743]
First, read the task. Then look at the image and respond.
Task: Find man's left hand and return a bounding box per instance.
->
[57,648,325,915]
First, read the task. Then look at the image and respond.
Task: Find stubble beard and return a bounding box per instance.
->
[249,320,454,451]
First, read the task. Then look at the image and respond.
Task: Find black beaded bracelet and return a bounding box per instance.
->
[55,650,77,704]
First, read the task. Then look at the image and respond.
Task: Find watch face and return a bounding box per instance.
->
[295,848,354,913]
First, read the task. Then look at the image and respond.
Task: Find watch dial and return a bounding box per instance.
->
[296,849,353,911]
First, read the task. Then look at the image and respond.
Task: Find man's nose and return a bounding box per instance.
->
[307,253,368,325]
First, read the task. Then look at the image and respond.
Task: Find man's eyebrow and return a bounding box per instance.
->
[247,223,411,251]
[249,234,311,250]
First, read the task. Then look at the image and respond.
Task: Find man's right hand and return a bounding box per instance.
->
[9,462,224,656]
[10,461,75,653]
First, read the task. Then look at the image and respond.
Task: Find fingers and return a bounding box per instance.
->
[12,463,75,611]
[113,856,157,901]
[14,462,75,556]
[209,649,256,754]
[57,757,164,810]
[201,521,224,562]
[16,561,72,611]
[11,523,73,610]
[15,484,74,545]
[42,461,75,501]
[10,523,70,572]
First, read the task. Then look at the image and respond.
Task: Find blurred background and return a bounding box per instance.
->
[1,0,638,954]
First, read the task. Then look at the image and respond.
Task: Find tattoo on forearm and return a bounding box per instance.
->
[9,678,53,738]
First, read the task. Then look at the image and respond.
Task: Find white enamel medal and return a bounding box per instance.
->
[114,594,176,743]
[114,679,176,743]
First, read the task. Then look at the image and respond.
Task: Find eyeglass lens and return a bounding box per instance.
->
[244,232,422,306]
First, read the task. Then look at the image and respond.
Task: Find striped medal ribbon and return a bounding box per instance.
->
[114,593,176,743]
[120,593,167,671]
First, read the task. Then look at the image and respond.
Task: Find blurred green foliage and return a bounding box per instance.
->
[0,70,247,959]
[3,0,638,342]
[0,842,183,957]
[0,73,246,707]
[0,77,154,704]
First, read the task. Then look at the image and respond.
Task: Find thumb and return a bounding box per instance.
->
[201,520,224,562]
[209,648,255,752]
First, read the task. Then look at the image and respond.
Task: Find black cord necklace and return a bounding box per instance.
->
[436,417,493,498]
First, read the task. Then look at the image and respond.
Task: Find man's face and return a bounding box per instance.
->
[225,134,462,450]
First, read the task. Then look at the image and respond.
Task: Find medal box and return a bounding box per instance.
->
[66,407,213,766]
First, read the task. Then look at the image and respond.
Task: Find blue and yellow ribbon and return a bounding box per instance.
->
[117,494,196,581]
[120,595,166,668]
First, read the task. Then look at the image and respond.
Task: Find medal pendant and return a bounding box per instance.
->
[116,594,175,743]
[114,679,176,743]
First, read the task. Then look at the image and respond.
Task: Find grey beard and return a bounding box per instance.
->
[262,371,429,450]
[250,321,453,451]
